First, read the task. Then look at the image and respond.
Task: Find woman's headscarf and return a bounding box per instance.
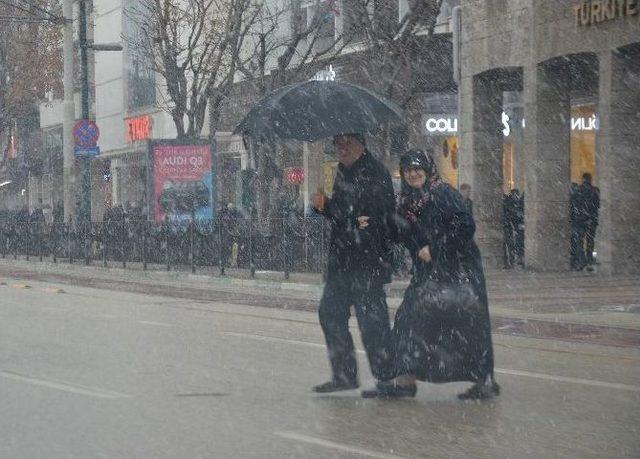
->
[398,149,440,222]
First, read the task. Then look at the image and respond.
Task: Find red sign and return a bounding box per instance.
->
[73,120,100,147]
[126,115,152,142]
[284,167,305,185]
[152,144,213,222]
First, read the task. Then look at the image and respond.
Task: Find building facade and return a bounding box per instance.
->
[458,0,640,274]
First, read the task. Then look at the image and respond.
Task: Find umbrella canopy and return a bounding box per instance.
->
[234,80,405,142]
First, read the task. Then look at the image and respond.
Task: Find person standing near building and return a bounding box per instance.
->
[579,173,600,270]
[503,189,524,268]
[53,201,64,224]
[459,183,473,217]
[569,182,582,270]
[311,133,395,393]
[30,199,45,224]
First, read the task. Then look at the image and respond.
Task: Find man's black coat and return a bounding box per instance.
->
[322,151,395,287]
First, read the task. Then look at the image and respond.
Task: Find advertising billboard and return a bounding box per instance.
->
[151,143,214,223]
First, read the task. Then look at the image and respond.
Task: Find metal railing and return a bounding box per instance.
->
[0,216,332,279]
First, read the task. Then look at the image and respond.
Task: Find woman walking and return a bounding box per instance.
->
[362,149,500,400]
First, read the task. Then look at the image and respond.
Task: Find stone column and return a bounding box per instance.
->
[468,72,504,269]
[596,48,640,275]
[523,59,571,271]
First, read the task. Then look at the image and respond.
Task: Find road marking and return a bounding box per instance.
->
[494,368,640,392]
[275,431,406,459]
[138,320,174,328]
[220,331,326,349]
[0,370,131,399]
[225,332,640,393]
[494,342,640,363]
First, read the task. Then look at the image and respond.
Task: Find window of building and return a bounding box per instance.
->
[437,0,460,24]
[124,1,156,111]
[343,0,367,42]
[293,2,309,36]
[300,0,337,49]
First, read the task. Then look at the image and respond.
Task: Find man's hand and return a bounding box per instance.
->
[418,246,432,262]
[357,216,370,229]
[312,192,327,212]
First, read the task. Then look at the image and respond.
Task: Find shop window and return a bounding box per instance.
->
[570,104,597,184]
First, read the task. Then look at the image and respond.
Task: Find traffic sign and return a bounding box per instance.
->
[74,146,100,157]
[73,120,100,148]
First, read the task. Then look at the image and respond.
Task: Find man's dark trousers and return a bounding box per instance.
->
[584,220,598,265]
[319,278,392,383]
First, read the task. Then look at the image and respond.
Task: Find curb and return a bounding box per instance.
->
[0,258,327,295]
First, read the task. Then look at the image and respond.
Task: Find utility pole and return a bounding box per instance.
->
[74,0,122,224]
[78,0,91,224]
[62,0,75,221]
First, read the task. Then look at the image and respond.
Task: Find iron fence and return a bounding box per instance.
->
[0,216,332,279]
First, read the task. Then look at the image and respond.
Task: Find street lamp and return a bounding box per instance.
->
[77,0,122,224]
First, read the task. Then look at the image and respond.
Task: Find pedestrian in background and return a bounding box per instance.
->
[579,173,600,270]
[311,133,395,393]
[569,182,582,269]
[459,183,473,217]
[362,149,499,400]
[503,189,524,268]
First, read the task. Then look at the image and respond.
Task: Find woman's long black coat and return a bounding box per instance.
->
[392,181,495,383]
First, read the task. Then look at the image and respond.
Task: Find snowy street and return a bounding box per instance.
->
[1,273,638,458]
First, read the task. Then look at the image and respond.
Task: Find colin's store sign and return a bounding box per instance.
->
[574,0,638,27]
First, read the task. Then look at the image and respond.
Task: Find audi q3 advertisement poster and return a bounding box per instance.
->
[151,142,214,223]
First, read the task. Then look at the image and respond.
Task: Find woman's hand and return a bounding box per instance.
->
[418,245,432,262]
[357,216,370,229]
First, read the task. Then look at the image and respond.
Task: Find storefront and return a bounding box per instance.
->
[458,0,640,274]
[216,134,249,211]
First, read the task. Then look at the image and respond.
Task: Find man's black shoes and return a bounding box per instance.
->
[313,379,359,393]
[361,381,417,399]
[458,379,501,400]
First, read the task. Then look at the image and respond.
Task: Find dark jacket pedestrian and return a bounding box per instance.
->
[30,207,45,225]
[16,205,29,225]
[577,173,600,268]
[312,134,395,393]
[569,183,582,269]
[53,202,64,224]
[503,189,524,268]
[459,183,473,218]
[363,149,499,400]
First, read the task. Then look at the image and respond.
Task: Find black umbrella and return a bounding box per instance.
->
[234,80,405,142]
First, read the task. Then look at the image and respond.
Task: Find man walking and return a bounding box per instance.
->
[311,133,395,393]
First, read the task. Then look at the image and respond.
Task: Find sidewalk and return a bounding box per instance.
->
[1,257,639,336]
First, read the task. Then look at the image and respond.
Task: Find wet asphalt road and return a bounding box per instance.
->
[1,278,639,458]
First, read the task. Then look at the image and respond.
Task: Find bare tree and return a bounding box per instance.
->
[0,1,62,145]
[235,0,352,96]
[354,0,445,107]
[127,0,262,140]
[233,0,445,218]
